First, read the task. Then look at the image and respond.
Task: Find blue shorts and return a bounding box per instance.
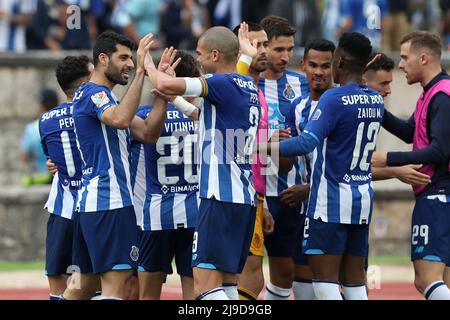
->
[302,217,369,257]
[45,214,73,276]
[294,214,309,265]
[265,196,302,257]
[192,198,256,274]
[138,228,194,277]
[72,206,139,274]
[411,197,450,265]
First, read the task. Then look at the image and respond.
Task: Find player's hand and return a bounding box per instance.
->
[262,208,275,235]
[395,164,431,186]
[238,22,258,58]
[371,151,387,168]
[136,33,155,72]
[158,47,182,77]
[270,128,291,142]
[144,50,157,75]
[279,184,310,207]
[46,159,58,176]
[151,88,175,102]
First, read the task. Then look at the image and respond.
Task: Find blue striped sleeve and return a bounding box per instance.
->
[279,132,318,157]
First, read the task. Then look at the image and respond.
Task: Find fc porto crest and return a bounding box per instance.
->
[130,246,139,262]
[283,84,296,100]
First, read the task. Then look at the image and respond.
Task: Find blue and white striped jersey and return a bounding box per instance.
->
[130,104,199,231]
[259,69,310,196]
[0,0,36,52]
[198,73,260,206]
[286,95,319,182]
[73,82,133,213]
[302,85,384,224]
[39,102,82,219]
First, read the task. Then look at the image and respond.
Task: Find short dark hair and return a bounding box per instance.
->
[364,52,394,73]
[93,31,135,66]
[304,38,336,59]
[232,22,263,36]
[338,32,372,67]
[39,88,59,111]
[173,51,201,78]
[199,26,239,63]
[260,15,296,41]
[56,55,91,96]
[400,31,442,58]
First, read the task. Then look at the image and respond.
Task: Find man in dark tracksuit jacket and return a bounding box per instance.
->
[372,31,450,300]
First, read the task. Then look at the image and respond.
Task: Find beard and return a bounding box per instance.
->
[251,60,267,73]
[105,64,129,85]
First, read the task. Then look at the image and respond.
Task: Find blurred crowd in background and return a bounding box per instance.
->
[1,0,450,54]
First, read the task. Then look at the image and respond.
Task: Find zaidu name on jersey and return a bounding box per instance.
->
[341,93,383,119]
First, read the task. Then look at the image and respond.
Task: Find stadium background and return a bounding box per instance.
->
[0,0,448,299]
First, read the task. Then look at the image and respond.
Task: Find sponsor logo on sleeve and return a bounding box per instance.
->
[91,91,110,108]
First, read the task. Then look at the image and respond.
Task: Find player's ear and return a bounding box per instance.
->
[362,75,368,85]
[98,53,109,67]
[419,52,428,66]
[211,49,220,62]
[337,56,345,70]
[300,59,306,72]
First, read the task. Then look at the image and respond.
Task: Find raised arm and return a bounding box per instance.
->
[101,33,154,129]
[236,21,257,76]
[131,46,181,143]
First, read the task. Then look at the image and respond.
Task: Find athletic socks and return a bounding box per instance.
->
[238,287,258,300]
[342,283,368,300]
[196,288,230,300]
[91,295,122,300]
[423,281,450,300]
[293,278,316,300]
[264,282,291,300]
[312,280,343,300]
[222,283,239,300]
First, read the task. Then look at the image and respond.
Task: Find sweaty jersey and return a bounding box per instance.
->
[73,82,133,213]
[302,85,384,224]
[39,102,82,219]
[130,104,199,231]
[259,69,309,196]
[198,73,260,206]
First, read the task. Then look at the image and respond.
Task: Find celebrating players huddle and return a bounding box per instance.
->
[38,15,450,300]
